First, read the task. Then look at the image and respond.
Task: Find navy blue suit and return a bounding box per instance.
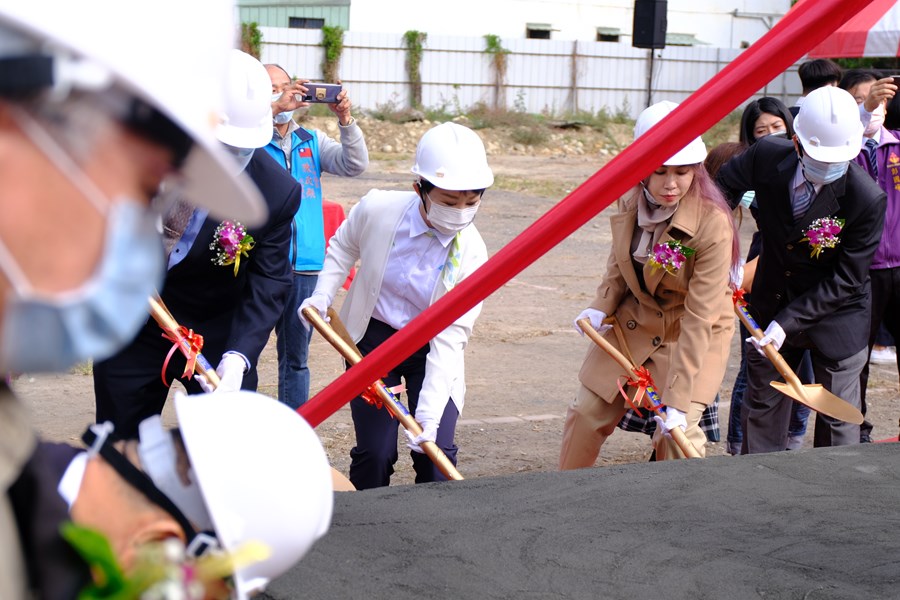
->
[93,149,301,438]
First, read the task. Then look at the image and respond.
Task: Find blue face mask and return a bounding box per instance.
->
[0,109,164,374]
[801,154,849,185]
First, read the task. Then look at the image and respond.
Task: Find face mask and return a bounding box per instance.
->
[641,184,662,208]
[801,154,849,185]
[223,144,254,174]
[865,103,885,137]
[426,194,479,235]
[0,109,164,373]
[138,413,213,531]
[767,130,787,139]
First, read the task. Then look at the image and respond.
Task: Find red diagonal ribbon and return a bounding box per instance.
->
[732,287,747,306]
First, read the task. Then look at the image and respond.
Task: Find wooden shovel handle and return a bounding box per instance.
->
[732,302,803,388]
[577,318,701,459]
[303,307,463,481]
[148,295,220,388]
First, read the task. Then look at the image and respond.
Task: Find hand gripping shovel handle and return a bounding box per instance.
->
[732,301,803,388]
[732,297,863,425]
[577,318,701,459]
[302,307,463,481]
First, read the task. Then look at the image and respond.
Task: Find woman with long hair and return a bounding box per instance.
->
[560,101,740,465]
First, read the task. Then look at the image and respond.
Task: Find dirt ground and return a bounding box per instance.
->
[15,147,900,487]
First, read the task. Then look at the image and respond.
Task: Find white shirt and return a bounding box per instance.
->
[372,202,455,330]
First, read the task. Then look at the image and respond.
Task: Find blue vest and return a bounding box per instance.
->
[264,127,324,271]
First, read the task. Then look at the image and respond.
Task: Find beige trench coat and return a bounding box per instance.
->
[579,189,735,413]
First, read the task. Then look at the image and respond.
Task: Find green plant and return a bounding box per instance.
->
[320,25,344,82]
[403,30,427,109]
[484,34,510,110]
[510,125,548,146]
[240,22,263,59]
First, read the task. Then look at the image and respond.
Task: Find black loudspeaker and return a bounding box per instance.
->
[633,0,667,49]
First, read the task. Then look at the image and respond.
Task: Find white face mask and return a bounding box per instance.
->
[865,103,885,137]
[271,92,294,124]
[801,154,850,185]
[223,143,254,174]
[0,108,164,374]
[426,194,480,235]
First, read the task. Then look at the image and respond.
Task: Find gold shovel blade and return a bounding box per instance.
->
[769,381,864,425]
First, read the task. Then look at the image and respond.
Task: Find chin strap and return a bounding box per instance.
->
[81,423,218,557]
[0,55,54,96]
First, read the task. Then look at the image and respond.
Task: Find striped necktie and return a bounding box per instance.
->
[865,137,878,178]
[792,179,815,222]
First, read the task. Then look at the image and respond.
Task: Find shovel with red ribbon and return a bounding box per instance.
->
[302,306,463,481]
[576,318,702,458]
[148,294,220,389]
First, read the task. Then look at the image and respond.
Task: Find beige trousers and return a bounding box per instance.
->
[559,384,707,470]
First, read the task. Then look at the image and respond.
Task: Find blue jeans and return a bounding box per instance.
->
[276,273,317,409]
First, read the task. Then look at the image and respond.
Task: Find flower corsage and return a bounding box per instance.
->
[648,240,696,275]
[801,217,844,259]
[209,221,255,276]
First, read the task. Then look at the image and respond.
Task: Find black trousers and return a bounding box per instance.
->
[348,318,459,490]
[859,266,900,438]
[93,322,258,439]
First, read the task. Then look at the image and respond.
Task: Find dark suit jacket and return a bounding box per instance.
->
[159,148,301,382]
[717,136,886,360]
[93,149,301,437]
[9,442,90,599]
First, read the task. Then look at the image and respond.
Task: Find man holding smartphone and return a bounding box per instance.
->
[265,64,369,409]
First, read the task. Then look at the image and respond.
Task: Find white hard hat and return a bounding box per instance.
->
[174,391,333,598]
[794,86,864,162]
[634,100,708,165]
[411,122,494,190]
[0,0,267,226]
[216,50,273,150]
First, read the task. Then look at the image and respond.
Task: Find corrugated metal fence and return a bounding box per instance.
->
[260,26,801,118]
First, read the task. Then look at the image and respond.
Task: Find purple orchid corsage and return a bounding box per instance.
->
[801,217,844,259]
[648,240,696,275]
[209,220,255,276]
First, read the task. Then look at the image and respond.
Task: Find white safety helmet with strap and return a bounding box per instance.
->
[173,391,333,598]
[0,0,266,225]
[634,100,708,165]
[794,85,864,163]
[411,122,494,190]
[217,49,273,150]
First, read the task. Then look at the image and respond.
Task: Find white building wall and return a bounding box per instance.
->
[259,25,801,119]
[345,0,791,49]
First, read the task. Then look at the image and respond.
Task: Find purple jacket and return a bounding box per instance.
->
[854,127,900,269]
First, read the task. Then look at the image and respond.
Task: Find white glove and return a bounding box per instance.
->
[573,308,612,336]
[653,406,687,439]
[405,419,438,454]
[196,353,246,393]
[297,291,330,331]
[748,320,786,356]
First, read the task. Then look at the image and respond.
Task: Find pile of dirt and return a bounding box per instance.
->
[301,114,634,158]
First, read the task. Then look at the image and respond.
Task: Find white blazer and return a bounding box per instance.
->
[314,190,488,425]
